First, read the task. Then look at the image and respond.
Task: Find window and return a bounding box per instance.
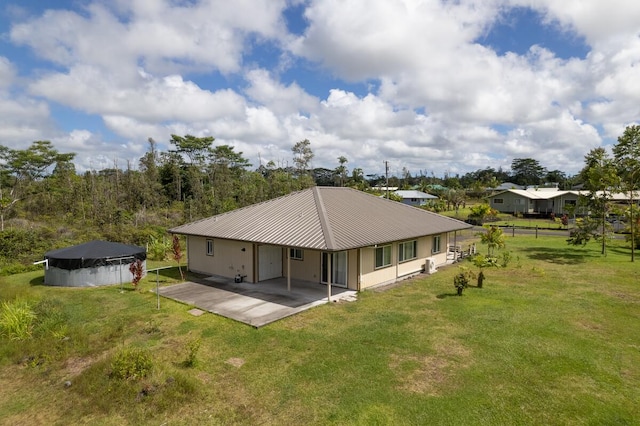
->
[493,198,504,204]
[398,240,417,262]
[289,248,303,260]
[564,200,577,206]
[515,198,523,205]
[432,235,441,254]
[375,245,392,269]
[206,239,214,256]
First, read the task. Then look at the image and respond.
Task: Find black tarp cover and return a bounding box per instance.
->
[44,240,146,270]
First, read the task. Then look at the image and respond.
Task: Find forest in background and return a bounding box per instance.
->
[3,129,633,273]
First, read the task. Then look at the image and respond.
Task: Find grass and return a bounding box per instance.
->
[0,238,639,425]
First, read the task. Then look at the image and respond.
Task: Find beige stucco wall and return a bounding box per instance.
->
[358,234,446,290]
[285,249,321,282]
[186,233,453,291]
[187,236,255,281]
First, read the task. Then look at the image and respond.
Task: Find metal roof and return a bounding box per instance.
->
[170,187,471,251]
[490,188,640,201]
[394,190,438,199]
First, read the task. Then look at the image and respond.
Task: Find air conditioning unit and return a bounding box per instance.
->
[425,257,437,274]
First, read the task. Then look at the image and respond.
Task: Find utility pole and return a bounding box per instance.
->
[384,160,389,199]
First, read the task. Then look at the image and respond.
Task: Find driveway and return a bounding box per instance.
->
[157,276,357,328]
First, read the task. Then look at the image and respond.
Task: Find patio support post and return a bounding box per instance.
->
[287,248,291,292]
[453,231,458,262]
[327,253,332,302]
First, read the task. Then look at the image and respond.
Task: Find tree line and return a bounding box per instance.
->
[2,126,639,268]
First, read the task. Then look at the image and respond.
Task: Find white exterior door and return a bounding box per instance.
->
[258,245,282,281]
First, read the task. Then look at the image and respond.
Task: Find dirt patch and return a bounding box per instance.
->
[226,357,245,368]
[65,354,105,377]
[573,319,605,332]
[390,338,472,396]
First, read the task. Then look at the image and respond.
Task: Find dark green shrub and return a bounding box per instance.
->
[453,273,469,296]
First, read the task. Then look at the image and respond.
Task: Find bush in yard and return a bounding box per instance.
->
[129,259,144,288]
[110,347,153,380]
[454,272,470,296]
[0,299,36,340]
[147,235,170,261]
[183,337,201,368]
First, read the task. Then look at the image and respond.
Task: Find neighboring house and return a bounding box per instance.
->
[488,188,581,216]
[489,188,640,216]
[393,190,438,207]
[170,187,471,292]
[494,182,523,191]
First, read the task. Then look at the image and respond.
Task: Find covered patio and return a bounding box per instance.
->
[157,276,357,328]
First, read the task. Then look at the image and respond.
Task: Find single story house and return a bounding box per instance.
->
[393,190,438,207]
[488,188,640,216]
[494,182,523,191]
[170,187,471,292]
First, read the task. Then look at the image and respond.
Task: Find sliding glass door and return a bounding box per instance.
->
[321,251,348,288]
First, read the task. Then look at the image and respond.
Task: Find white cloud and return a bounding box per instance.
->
[29,67,247,123]
[3,0,640,177]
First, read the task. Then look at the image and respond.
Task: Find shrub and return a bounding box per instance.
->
[110,347,153,380]
[147,236,170,261]
[501,251,512,267]
[453,272,469,296]
[183,338,201,368]
[0,300,36,340]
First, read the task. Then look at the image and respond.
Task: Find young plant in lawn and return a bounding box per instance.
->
[172,235,185,281]
[477,225,506,256]
[470,253,500,288]
[129,259,144,288]
[0,299,36,340]
[453,267,472,296]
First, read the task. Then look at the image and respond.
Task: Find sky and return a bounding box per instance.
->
[1,0,639,178]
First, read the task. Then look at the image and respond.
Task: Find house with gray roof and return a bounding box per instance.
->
[393,190,438,207]
[170,187,471,291]
[488,188,582,216]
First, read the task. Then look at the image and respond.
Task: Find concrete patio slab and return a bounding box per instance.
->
[157,277,357,327]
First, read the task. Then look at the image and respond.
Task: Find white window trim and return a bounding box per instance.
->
[206,239,214,256]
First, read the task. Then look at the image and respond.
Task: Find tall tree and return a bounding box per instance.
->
[511,158,546,187]
[208,145,251,214]
[612,124,640,261]
[335,156,348,187]
[170,134,214,166]
[138,137,165,209]
[0,141,75,218]
[569,148,619,255]
[170,134,214,217]
[292,139,314,176]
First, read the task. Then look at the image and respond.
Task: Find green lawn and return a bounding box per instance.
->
[0,236,638,425]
